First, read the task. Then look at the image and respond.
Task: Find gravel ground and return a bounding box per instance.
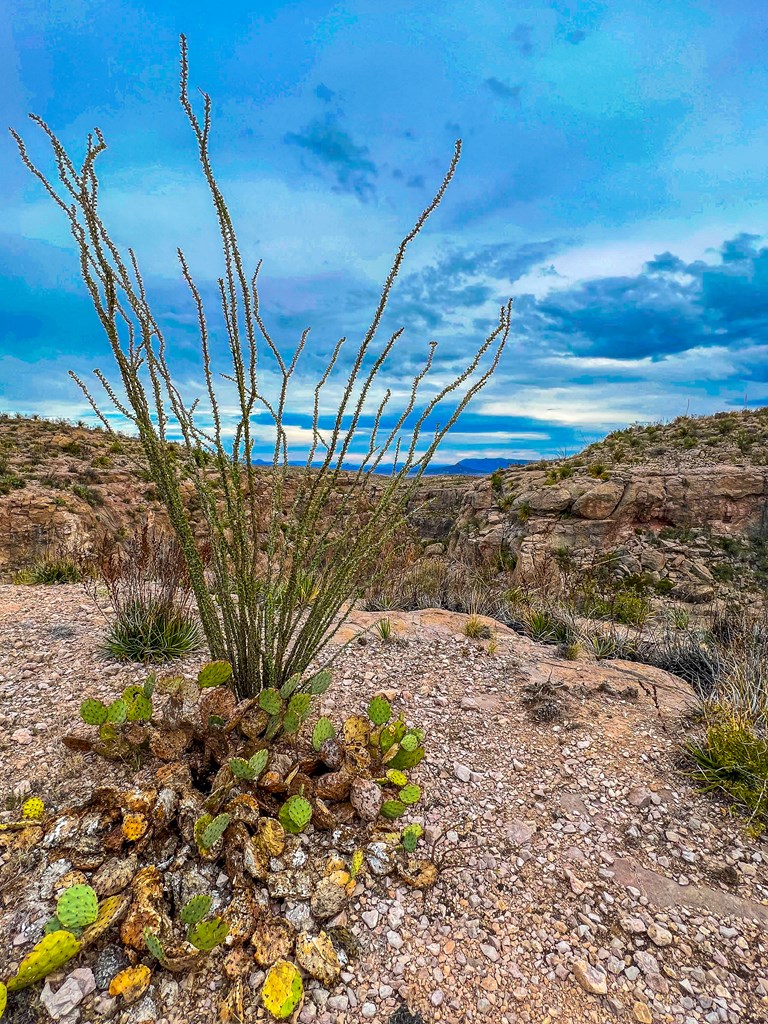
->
[1,586,767,1024]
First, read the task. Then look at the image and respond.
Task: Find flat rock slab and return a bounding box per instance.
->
[612,856,768,927]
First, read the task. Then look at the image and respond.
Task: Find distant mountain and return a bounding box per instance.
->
[252,456,530,476]
[419,457,530,476]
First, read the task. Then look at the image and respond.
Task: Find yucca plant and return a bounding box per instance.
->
[12,38,510,701]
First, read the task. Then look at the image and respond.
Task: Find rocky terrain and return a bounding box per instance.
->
[1,588,767,1024]
[2,409,766,615]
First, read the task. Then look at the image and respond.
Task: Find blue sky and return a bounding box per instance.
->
[2,0,767,463]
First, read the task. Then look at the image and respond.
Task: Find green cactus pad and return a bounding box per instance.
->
[367,695,392,726]
[80,698,107,726]
[282,711,301,735]
[188,916,229,952]
[248,748,269,778]
[99,723,119,744]
[278,795,312,834]
[400,732,419,752]
[309,669,332,695]
[125,692,152,722]
[199,813,230,851]
[198,661,233,688]
[261,959,303,1019]
[279,673,302,699]
[380,799,406,820]
[43,917,62,935]
[143,930,165,962]
[287,692,312,718]
[6,931,82,992]
[399,784,421,805]
[312,717,336,751]
[401,823,423,852]
[378,724,398,752]
[180,894,212,926]
[258,688,283,716]
[105,698,127,724]
[57,884,99,929]
[229,757,254,780]
[387,745,425,771]
[143,674,157,698]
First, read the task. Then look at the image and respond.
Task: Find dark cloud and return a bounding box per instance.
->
[314,83,335,104]
[284,114,378,200]
[522,233,768,360]
[511,24,534,57]
[485,77,522,102]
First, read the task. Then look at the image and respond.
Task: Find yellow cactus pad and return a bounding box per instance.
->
[21,797,44,821]
[342,714,370,746]
[81,892,131,946]
[261,959,303,1019]
[108,964,151,1003]
[0,981,7,1019]
[122,812,149,842]
[6,931,81,992]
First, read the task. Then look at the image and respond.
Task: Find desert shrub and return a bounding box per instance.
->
[0,472,25,495]
[14,38,509,701]
[375,617,394,642]
[587,463,609,479]
[464,615,492,639]
[102,600,202,662]
[94,526,202,662]
[14,555,84,585]
[71,483,103,506]
[611,590,652,627]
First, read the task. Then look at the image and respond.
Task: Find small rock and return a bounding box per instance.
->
[647,923,673,947]
[572,960,608,995]
[627,786,653,809]
[454,764,472,783]
[633,1001,653,1023]
[361,910,380,929]
[387,930,403,950]
[506,819,535,846]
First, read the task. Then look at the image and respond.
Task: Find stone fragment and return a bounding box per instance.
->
[572,960,607,995]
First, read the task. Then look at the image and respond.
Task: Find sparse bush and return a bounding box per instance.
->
[464,615,492,640]
[102,600,202,662]
[71,483,103,506]
[375,617,394,643]
[14,555,84,585]
[0,472,25,495]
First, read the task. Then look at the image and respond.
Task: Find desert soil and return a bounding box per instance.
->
[0,585,767,1024]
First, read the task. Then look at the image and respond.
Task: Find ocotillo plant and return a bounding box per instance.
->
[12,37,512,701]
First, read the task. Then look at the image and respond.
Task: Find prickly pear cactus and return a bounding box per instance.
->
[188,916,229,952]
[57,884,99,929]
[6,930,82,991]
[367,694,392,726]
[279,674,302,699]
[258,688,283,716]
[21,797,44,821]
[309,669,332,695]
[180,895,212,926]
[143,930,165,963]
[80,893,131,946]
[125,691,153,722]
[401,823,423,852]
[312,717,336,751]
[106,698,127,724]
[385,769,408,787]
[122,813,148,841]
[197,813,230,852]
[380,799,406,820]
[0,980,6,1019]
[386,743,425,771]
[230,749,268,781]
[350,850,364,878]
[198,661,233,688]
[80,698,108,726]
[399,784,421,805]
[278,795,312,834]
[261,959,303,1019]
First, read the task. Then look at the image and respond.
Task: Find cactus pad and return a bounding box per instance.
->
[198,660,233,688]
[287,692,312,718]
[309,669,332,695]
[80,892,131,946]
[181,894,212,926]
[80,698,108,726]
[385,769,408,787]
[367,695,392,726]
[399,784,421,805]
[6,930,82,992]
[21,797,44,821]
[401,823,423,852]
[400,732,419,751]
[279,673,302,699]
[106,698,127,724]
[278,795,312,834]
[188,916,229,952]
[0,981,6,1019]
[261,959,303,1019]
[125,692,153,722]
[342,715,371,746]
[258,688,283,716]
[108,964,151,1002]
[312,717,336,751]
[281,711,301,735]
[57,884,99,929]
[387,744,425,770]
[198,813,230,851]
[229,757,253,780]
[350,849,364,878]
[380,799,406,820]
[143,930,165,962]
[122,812,148,841]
